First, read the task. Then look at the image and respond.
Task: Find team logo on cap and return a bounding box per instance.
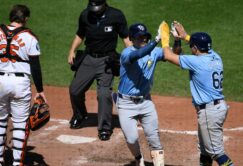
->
[137,25,145,31]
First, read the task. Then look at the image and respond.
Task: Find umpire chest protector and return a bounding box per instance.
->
[0,24,30,63]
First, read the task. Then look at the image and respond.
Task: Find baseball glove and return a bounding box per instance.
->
[29,96,50,131]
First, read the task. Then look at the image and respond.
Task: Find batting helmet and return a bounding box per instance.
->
[189,32,212,51]
[88,0,106,13]
[129,23,151,41]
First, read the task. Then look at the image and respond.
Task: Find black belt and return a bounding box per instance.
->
[118,93,150,104]
[196,99,222,110]
[0,72,25,77]
[85,50,114,58]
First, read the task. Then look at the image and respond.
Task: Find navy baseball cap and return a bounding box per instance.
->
[88,0,106,12]
[129,23,151,40]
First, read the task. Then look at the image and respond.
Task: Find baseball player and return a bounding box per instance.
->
[115,23,165,166]
[0,5,47,166]
[160,21,234,166]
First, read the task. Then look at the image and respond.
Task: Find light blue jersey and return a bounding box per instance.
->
[118,41,164,96]
[179,50,224,105]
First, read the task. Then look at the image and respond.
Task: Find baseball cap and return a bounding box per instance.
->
[88,0,106,12]
[129,23,152,40]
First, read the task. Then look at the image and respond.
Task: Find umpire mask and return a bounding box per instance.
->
[88,0,106,13]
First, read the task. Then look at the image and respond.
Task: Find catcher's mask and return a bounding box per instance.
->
[88,0,106,13]
[129,23,151,42]
[29,96,50,131]
[189,32,212,51]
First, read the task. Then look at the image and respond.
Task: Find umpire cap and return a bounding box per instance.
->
[88,0,106,12]
[190,32,212,51]
[129,23,151,41]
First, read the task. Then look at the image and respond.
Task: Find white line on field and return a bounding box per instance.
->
[138,126,243,136]
[50,118,69,124]
[57,134,97,144]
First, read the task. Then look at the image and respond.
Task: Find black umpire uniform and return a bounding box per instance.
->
[69,0,129,141]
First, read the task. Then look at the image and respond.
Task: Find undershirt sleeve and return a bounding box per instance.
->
[29,56,43,93]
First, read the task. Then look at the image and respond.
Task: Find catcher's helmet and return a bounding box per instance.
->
[88,0,106,13]
[129,23,151,41]
[189,32,212,51]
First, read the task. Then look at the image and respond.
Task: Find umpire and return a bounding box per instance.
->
[68,0,131,141]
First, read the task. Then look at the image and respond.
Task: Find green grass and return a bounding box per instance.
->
[1,0,243,101]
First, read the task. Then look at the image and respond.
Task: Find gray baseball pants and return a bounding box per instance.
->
[116,94,163,157]
[197,100,229,159]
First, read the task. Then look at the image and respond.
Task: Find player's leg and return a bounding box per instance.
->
[139,99,164,166]
[116,97,144,165]
[0,105,9,164]
[0,78,12,164]
[69,55,96,128]
[197,101,234,166]
[10,76,31,166]
[95,56,114,140]
[198,128,213,166]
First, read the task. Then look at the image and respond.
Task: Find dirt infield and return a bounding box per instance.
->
[5,86,243,165]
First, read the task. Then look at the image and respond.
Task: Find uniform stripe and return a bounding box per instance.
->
[0,125,7,128]
[12,146,23,151]
[12,137,25,142]
[11,128,26,131]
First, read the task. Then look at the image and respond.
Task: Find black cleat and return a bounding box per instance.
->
[70,116,88,129]
[98,130,112,141]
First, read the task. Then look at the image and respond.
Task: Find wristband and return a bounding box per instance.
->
[185,35,190,42]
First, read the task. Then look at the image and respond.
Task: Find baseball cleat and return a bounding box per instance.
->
[98,130,112,141]
[70,116,88,129]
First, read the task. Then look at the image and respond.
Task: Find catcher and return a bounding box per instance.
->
[0,5,47,165]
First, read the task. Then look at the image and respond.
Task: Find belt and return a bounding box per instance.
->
[196,99,222,110]
[85,50,114,58]
[118,93,150,104]
[0,72,25,77]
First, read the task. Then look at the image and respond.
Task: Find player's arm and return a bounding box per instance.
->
[29,55,47,102]
[163,47,180,66]
[68,35,83,65]
[126,40,158,64]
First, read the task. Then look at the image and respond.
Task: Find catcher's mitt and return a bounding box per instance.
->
[29,96,50,131]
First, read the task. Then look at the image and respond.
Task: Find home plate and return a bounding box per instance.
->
[57,135,97,144]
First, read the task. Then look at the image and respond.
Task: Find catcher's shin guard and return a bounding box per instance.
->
[0,119,8,162]
[12,121,30,166]
[151,150,164,166]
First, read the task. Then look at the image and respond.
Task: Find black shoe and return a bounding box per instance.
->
[98,130,112,141]
[70,116,88,129]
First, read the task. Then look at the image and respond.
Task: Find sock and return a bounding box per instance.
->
[216,154,234,166]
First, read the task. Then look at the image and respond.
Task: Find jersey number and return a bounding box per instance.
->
[212,71,223,89]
